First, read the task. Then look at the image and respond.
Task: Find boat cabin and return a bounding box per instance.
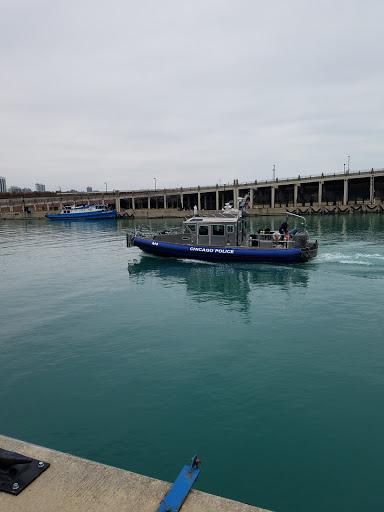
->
[182,212,247,247]
[60,204,109,214]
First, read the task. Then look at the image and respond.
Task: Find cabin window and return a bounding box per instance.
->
[199,225,209,235]
[227,225,234,233]
[212,225,224,236]
[186,224,196,232]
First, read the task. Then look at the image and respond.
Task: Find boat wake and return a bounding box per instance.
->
[319,251,384,266]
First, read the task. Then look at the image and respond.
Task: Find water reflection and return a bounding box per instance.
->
[127,255,310,312]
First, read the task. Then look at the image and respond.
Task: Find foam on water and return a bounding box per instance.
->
[319,252,373,265]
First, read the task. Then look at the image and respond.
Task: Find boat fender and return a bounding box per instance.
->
[275,235,278,241]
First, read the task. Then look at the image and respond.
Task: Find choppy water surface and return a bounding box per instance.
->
[1,215,383,512]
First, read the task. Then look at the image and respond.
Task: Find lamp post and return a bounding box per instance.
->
[154,178,156,191]
[273,165,275,181]
[104,182,107,192]
[344,163,346,174]
[348,156,350,173]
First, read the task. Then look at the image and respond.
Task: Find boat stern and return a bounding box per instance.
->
[301,241,318,262]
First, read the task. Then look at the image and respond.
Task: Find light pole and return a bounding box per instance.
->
[273,165,275,181]
[154,178,156,191]
[104,182,107,192]
[344,163,346,174]
[348,156,350,173]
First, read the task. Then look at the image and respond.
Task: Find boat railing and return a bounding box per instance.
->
[286,211,307,231]
[248,231,294,249]
[134,224,153,237]
[133,225,182,238]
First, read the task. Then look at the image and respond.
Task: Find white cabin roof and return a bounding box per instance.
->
[184,210,242,224]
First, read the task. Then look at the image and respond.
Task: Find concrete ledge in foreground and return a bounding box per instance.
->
[0,435,273,512]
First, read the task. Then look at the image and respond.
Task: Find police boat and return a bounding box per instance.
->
[126,202,318,264]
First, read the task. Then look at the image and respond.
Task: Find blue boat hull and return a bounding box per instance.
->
[46,210,116,220]
[133,237,314,263]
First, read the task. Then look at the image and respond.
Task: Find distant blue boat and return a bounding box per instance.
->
[46,204,116,220]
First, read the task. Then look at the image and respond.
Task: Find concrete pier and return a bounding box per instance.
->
[0,435,272,512]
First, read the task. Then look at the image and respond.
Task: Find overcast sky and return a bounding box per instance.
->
[1,0,384,192]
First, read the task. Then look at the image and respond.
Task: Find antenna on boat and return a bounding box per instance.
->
[238,193,250,209]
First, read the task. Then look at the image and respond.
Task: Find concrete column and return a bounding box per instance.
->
[115,193,120,213]
[318,181,323,205]
[294,184,298,207]
[132,196,135,210]
[253,187,258,207]
[343,179,348,205]
[164,194,167,209]
[148,195,151,209]
[249,188,254,207]
[271,187,275,208]
[370,175,375,203]
[198,191,201,211]
[216,190,219,210]
[233,186,239,208]
[181,193,184,209]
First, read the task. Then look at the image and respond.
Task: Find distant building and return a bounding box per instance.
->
[35,183,46,192]
[9,186,22,193]
[21,188,32,193]
[0,177,6,193]
[86,186,92,192]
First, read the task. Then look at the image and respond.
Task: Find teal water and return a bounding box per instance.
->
[1,215,383,512]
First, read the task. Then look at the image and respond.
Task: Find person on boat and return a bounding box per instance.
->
[279,221,291,234]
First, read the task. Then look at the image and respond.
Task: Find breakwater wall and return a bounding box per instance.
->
[1,203,383,220]
[1,168,384,219]
[0,434,271,512]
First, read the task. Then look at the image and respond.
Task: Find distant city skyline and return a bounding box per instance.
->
[2,165,384,195]
[1,177,97,193]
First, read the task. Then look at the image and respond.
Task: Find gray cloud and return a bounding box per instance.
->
[1,0,383,191]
